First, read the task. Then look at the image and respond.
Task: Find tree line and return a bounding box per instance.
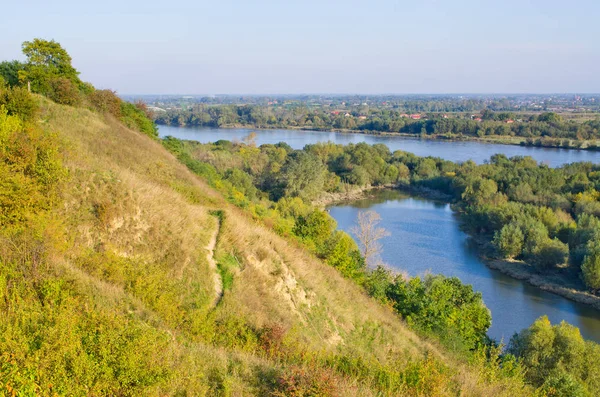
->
[154,103,600,145]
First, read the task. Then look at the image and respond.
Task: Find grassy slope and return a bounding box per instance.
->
[15,98,529,395]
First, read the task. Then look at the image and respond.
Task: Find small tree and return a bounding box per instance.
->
[493,223,524,259]
[535,238,569,271]
[351,210,390,266]
[582,242,600,294]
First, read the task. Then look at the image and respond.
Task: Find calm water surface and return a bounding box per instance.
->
[328,190,600,343]
[159,125,600,167]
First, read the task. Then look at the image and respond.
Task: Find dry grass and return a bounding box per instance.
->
[32,97,533,395]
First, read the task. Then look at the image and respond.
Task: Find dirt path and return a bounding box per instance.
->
[206,218,223,308]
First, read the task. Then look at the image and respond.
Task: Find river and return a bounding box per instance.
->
[158,125,600,167]
[158,125,600,342]
[328,190,600,343]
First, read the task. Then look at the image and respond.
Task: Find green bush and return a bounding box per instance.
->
[48,77,82,106]
[1,86,38,121]
[121,102,158,138]
[89,89,122,118]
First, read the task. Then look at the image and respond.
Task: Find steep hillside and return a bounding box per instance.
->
[0,97,532,396]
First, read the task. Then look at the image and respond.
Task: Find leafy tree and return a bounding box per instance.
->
[0,60,25,86]
[363,265,393,303]
[89,89,122,118]
[293,210,336,254]
[282,152,326,201]
[493,223,524,259]
[508,316,599,394]
[582,241,600,293]
[20,38,82,95]
[324,231,365,280]
[540,371,587,397]
[387,275,491,350]
[535,239,569,270]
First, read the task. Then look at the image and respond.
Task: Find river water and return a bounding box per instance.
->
[159,125,600,342]
[328,190,600,343]
[158,125,600,167]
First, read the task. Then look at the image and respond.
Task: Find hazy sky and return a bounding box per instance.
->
[2,0,598,94]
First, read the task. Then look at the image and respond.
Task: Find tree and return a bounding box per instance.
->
[282,152,326,201]
[507,316,596,393]
[535,238,569,270]
[493,223,524,259]
[582,241,600,293]
[351,210,390,266]
[19,38,81,95]
[0,60,25,87]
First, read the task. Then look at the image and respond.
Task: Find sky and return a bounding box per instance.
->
[2,0,599,94]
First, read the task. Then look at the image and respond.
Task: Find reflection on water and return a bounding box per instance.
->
[328,190,600,342]
[159,125,600,167]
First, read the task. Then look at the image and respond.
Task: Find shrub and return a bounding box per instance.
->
[48,77,81,106]
[120,102,158,138]
[1,86,38,121]
[89,89,122,118]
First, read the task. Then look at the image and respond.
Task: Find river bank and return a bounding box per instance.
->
[458,215,600,312]
[324,185,600,312]
[470,235,600,311]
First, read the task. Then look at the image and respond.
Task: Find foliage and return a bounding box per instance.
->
[0,85,38,121]
[19,38,82,95]
[89,89,123,118]
[582,240,600,292]
[120,101,158,138]
[508,316,600,395]
[0,60,25,87]
[493,223,524,259]
[387,275,492,350]
[48,76,82,105]
[155,101,600,144]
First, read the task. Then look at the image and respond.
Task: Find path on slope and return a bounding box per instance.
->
[206,216,223,308]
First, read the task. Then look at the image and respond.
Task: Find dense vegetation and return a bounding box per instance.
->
[163,133,600,395]
[2,38,600,396]
[154,103,600,148]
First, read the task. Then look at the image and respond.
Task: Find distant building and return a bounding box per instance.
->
[506,119,514,124]
[474,117,482,122]
[358,115,367,120]
[410,114,421,120]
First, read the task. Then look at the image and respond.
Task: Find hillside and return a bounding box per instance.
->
[0,91,538,396]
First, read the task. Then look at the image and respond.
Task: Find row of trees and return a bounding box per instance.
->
[154,103,600,141]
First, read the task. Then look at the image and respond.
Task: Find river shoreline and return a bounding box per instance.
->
[324,185,600,312]
[157,122,600,152]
